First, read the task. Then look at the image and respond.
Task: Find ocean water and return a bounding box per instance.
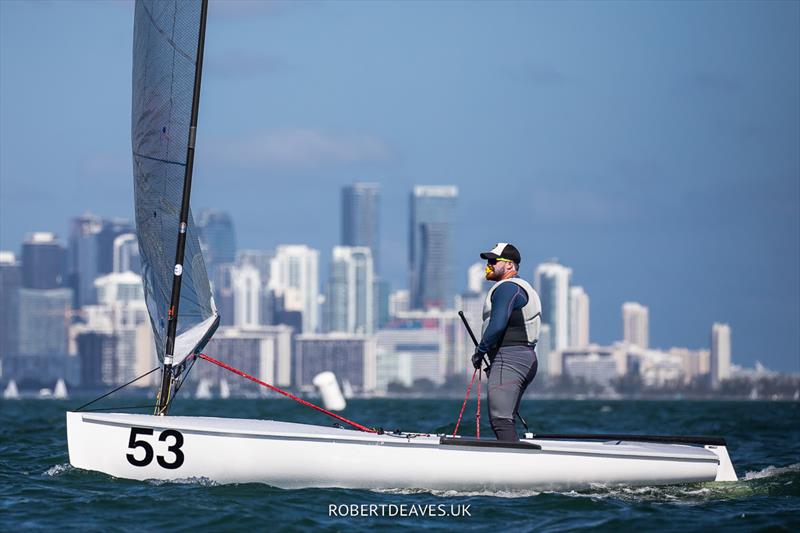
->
[1,398,798,531]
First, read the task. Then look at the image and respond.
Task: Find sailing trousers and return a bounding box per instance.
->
[486,345,538,442]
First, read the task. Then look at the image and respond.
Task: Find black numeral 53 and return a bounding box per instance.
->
[126,427,185,469]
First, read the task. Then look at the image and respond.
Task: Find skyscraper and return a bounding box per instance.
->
[22,232,66,290]
[327,246,374,334]
[341,183,380,274]
[535,261,572,351]
[0,252,21,364]
[96,218,135,274]
[68,214,102,306]
[568,286,590,347]
[197,209,237,277]
[231,264,261,327]
[269,245,320,334]
[622,302,649,349]
[112,233,141,274]
[409,185,458,310]
[711,322,731,390]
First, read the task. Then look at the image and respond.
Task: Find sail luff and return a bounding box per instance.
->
[156,0,210,415]
[131,0,218,415]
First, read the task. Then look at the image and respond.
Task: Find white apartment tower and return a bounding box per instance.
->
[710,322,731,389]
[568,286,590,347]
[327,246,375,334]
[622,301,649,349]
[231,264,261,327]
[269,245,319,334]
[535,261,572,351]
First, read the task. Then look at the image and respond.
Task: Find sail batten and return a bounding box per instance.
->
[132,0,217,367]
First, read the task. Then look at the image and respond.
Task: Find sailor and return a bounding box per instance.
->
[473,243,542,442]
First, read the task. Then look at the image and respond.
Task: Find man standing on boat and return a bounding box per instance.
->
[473,243,542,442]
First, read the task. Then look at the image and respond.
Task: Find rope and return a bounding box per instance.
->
[197,353,376,433]
[452,368,478,437]
[75,366,160,412]
[476,369,481,439]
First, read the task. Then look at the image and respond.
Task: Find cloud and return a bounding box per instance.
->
[208,129,392,170]
[206,51,287,78]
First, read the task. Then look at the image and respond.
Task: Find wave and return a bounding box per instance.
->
[147,476,220,487]
[42,463,74,477]
[744,463,800,480]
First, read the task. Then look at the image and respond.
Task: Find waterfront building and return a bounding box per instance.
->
[294,333,376,393]
[327,246,374,334]
[409,185,458,310]
[269,245,319,333]
[622,301,649,349]
[711,322,732,389]
[231,264,261,327]
[22,232,66,290]
[0,252,21,369]
[341,182,380,274]
[535,261,571,351]
[196,209,237,278]
[568,286,590,347]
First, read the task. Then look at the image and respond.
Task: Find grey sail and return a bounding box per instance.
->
[132,0,217,366]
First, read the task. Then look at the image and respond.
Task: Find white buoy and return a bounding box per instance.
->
[3,380,20,400]
[312,371,346,411]
[54,378,69,399]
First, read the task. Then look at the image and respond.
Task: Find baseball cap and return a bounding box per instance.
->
[480,242,521,264]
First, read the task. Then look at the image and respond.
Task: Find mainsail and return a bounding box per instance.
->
[132,0,217,367]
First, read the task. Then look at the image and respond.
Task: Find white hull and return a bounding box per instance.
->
[67,412,736,490]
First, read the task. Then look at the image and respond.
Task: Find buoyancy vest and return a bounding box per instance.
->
[481,278,542,348]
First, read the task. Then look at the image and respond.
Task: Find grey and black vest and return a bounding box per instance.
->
[481,278,542,349]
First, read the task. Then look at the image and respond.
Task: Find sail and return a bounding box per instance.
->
[132,0,217,366]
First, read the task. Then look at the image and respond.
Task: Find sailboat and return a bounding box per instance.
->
[194,378,213,400]
[53,379,69,399]
[219,378,230,399]
[66,0,737,490]
[3,380,20,400]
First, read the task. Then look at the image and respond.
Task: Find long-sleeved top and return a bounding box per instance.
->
[477,278,529,354]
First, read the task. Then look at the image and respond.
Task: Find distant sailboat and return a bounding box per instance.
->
[3,380,20,400]
[54,379,69,399]
[38,388,53,398]
[342,379,354,399]
[219,378,230,399]
[195,378,213,399]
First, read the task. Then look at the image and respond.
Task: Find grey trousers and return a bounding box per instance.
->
[487,345,538,441]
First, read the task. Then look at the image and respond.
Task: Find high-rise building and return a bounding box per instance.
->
[231,264,261,327]
[195,325,294,393]
[409,185,458,310]
[341,182,380,274]
[389,289,410,319]
[535,261,572,351]
[96,218,135,274]
[68,214,102,306]
[0,252,21,368]
[467,262,489,294]
[17,288,72,356]
[373,278,391,330]
[22,232,66,290]
[294,333,376,393]
[269,245,319,334]
[112,233,140,274]
[197,209,237,278]
[568,286,590,347]
[327,246,374,334]
[622,302,649,349]
[710,322,731,390]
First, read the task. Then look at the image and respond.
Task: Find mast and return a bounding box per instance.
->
[156,0,209,415]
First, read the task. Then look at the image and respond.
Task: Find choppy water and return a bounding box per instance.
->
[2,398,798,531]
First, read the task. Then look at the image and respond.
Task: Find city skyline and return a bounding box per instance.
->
[1,1,798,372]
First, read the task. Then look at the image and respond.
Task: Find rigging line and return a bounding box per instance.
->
[132,151,186,167]
[163,354,198,412]
[75,366,160,412]
[476,369,481,439]
[453,368,478,437]
[197,353,377,434]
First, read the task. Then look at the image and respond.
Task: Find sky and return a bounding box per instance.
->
[1,0,798,372]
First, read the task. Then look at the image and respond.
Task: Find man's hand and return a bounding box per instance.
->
[472,350,486,369]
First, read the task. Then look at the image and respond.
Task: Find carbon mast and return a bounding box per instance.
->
[155,0,210,415]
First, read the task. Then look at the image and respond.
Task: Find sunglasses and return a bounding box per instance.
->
[487,258,514,265]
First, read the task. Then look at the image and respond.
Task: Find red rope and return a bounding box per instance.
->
[452,368,478,437]
[476,369,481,439]
[197,353,376,433]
